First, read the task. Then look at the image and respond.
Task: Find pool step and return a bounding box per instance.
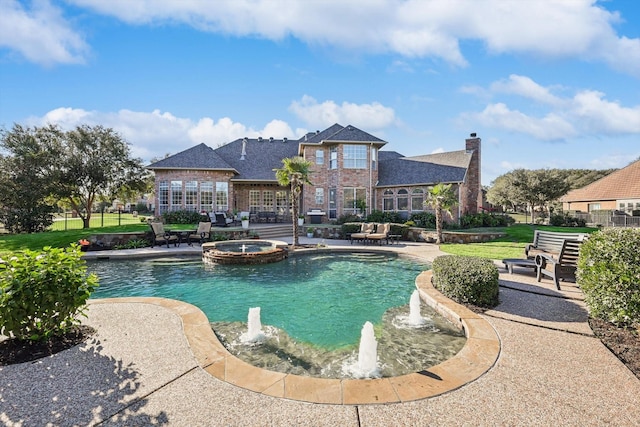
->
[251,225,292,239]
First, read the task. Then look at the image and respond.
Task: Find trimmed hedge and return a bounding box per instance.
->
[432,255,499,308]
[577,228,640,325]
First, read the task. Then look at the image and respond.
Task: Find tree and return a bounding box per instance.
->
[0,124,60,233]
[53,125,150,228]
[510,169,570,223]
[424,183,458,244]
[274,157,312,247]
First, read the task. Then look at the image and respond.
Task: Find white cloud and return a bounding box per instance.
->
[0,0,88,65]
[289,95,396,130]
[30,107,313,162]
[5,0,629,75]
[461,75,640,140]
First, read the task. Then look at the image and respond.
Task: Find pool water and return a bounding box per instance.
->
[89,252,434,349]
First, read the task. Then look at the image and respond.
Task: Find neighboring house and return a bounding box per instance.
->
[146,124,482,223]
[561,159,640,214]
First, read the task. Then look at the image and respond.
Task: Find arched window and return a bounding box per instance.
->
[411,188,424,211]
[383,189,394,211]
[397,189,409,211]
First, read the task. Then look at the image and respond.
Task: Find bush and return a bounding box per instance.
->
[162,210,203,224]
[459,212,515,229]
[549,213,586,227]
[431,255,499,308]
[0,245,99,341]
[409,212,436,228]
[336,213,361,224]
[577,228,640,326]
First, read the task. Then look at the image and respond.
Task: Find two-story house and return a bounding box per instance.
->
[146,124,482,223]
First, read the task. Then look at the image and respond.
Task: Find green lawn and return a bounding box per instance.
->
[0,222,599,261]
[49,213,150,231]
[440,224,598,260]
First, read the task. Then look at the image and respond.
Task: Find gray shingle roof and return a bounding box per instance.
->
[302,123,386,145]
[377,150,471,187]
[214,137,300,181]
[146,143,234,170]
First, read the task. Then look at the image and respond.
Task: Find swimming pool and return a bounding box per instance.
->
[89,252,436,347]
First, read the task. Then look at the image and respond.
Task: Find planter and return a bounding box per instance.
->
[241,219,249,229]
[298,218,304,226]
[306,233,313,238]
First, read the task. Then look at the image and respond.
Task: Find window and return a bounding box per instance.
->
[216,182,228,212]
[171,181,182,211]
[263,191,274,212]
[397,189,409,211]
[343,187,366,215]
[328,187,337,219]
[316,150,324,165]
[588,203,601,212]
[383,189,394,211]
[343,145,367,169]
[185,181,198,211]
[411,189,424,211]
[329,146,338,169]
[158,181,169,214]
[249,190,261,213]
[200,181,213,212]
[315,188,324,204]
[371,147,377,170]
[276,190,288,215]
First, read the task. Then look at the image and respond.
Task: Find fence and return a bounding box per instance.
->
[50,210,148,231]
[571,212,640,228]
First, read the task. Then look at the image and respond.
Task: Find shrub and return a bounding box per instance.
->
[409,211,436,228]
[336,213,361,224]
[577,228,640,325]
[341,223,362,235]
[0,245,99,341]
[459,212,515,229]
[431,255,499,308]
[113,239,149,250]
[162,210,203,224]
[549,213,586,227]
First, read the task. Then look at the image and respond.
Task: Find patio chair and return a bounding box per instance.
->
[189,221,212,245]
[350,223,376,244]
[212,213,228,227]
[149,222,179,248]
[367,223,391,245]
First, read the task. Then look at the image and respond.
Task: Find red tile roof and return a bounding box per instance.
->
[561,159,640,202]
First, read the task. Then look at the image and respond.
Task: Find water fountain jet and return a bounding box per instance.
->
[357,321,378,377]
[409,290,427,326]
[241,307,264,343]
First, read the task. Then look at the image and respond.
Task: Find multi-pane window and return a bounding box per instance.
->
[397,189,409,211]
[276,190,288,215]
[329,146,338,170]
[343,145,367,169]
[263,191,274,212]
[316,150,324,165]
[171,181,182,211]
[383,189,394,211]
[249,190,261,213]
[328,187,337,219]
[158,181,169,214]
[411,189,424,211]
[200,181,213,212]
[315,188,324,204]
[185,181,198,211]
[371,147,377,170]
[216,182,228,212]
[343,187,366,215]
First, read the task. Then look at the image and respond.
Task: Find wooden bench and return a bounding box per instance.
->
[535,239,585,290]
[525,230,588,260]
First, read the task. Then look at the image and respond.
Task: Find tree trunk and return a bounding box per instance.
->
[292,186,300,247]
[435,204,443,244]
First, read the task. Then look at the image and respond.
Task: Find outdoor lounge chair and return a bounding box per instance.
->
[189,221,212,245]
[367,223,391,245]
[212,213,228,227]
[535,239,584,290]
[149,222,179,248]
[350,223,375,244]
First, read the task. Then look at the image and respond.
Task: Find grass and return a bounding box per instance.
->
[49,213,150,231]
[0,222,599,260]
[440,223,598,260]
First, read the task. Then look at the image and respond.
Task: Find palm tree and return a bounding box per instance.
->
[274,156,312,247]
[424,183,458,244]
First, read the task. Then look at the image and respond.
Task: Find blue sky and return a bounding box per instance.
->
[1,0,639,186]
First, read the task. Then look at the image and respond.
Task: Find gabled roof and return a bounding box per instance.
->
[146,143,234,170]
[302,123,386,146]
[377,150,471,187]
[214,137,300,181]
[561,159,640,202]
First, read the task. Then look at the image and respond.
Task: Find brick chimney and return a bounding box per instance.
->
[461,133,481,215]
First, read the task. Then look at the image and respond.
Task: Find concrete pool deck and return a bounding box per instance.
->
[2,238,640,426]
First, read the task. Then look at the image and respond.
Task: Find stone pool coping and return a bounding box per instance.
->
[90,268,500,405]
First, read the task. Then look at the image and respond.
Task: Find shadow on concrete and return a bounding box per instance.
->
[0,337,169,426]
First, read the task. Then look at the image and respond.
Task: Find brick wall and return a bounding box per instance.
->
[459,134,481,215]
